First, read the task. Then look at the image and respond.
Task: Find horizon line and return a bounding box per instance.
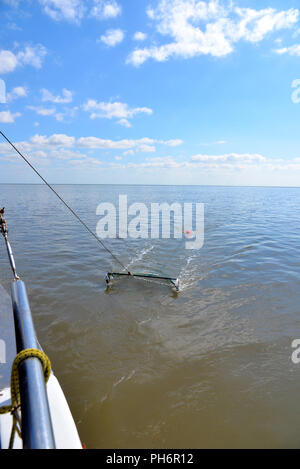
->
[0,183,300,189]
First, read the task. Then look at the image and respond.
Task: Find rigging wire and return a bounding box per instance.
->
[0,130,130,274]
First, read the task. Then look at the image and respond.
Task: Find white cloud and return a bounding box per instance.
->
[137,144,156,153]
[0,135,93,166]
[191,153,267,163]
[3,0,20,6]
[28,103,78,122]
[128,156,181,169]
[29,134,76,147]
[36,0,121,23]
[76,135,181,150]
[41,88,73,103]
[110,152,277,172]
[133,32,147,41]
[0,45,47,74]
[6,22,22,31]
[159,139,183,147]
[0,133,183,171]
[118,118,131,128]
[0,50,18,74]
[2,134,300,178]
[275,44,300,56]
[28,106,56,116]
[232,7,299,43]
[47,149,87,160]
[17,45,47,68]
[55,113,65,122]
[127,0,299,65]
[39,0,85,23]
[0,111,21,123]
[7,86,27,102]
[68,157,103,167]
[100,29,124,47]
[199,140,227,146]
[83,99,153,126]
[53,106,78,122]
[91,1,121,19]
[123,150,135,156]
[77,136,145,150]
[123,152,300,172]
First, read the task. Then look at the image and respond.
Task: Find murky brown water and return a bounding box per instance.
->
[1,184,300,448]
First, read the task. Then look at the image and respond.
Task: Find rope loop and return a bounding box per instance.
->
[0,348,51,448]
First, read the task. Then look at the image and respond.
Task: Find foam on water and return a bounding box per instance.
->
[125,244,154,270]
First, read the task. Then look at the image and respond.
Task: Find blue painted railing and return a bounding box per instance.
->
[11,280,55,449]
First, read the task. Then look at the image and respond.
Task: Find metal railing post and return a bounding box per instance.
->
[11,280,55,449]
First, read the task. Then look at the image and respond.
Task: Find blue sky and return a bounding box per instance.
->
[1,0,300,185]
